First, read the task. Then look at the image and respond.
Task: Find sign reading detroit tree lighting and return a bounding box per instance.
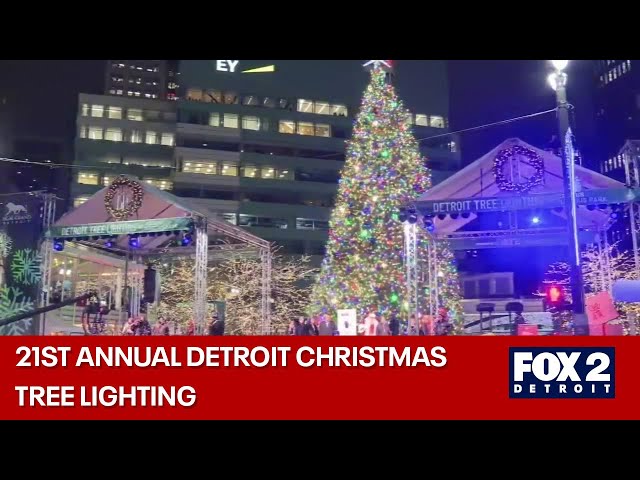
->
[418,187,640,215]
[46,218,193,239]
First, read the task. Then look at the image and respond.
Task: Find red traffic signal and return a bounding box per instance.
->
[546,285,564,305]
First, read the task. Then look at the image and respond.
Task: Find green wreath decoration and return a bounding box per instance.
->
[104,176,144,220]
[493,145,545,194]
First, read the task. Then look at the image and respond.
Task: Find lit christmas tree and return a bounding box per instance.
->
[310,61,461,322]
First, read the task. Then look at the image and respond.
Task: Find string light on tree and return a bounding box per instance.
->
[310,62,443,320]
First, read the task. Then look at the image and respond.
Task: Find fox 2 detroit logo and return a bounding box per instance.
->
[509,347,615,399]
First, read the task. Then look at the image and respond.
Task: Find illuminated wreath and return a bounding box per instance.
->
[104,176,144,220]
[493,145,545,194]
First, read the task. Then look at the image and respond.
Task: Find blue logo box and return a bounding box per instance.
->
[509,347,615,399]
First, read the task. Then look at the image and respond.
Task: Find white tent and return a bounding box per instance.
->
[417,138,626,235]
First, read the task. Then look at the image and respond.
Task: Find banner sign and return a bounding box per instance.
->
[0,336,638,419]
[0,194,44,336]
[517,324,539,336]
[337,309,357,336]
[46,217,193,239]
[586,291,619,336]
[417,187,640,215]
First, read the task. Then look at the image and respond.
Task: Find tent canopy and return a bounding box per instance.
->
[418,138,626,235]
[50,176,269,252]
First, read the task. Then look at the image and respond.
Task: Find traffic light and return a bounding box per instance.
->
[546,285,564,307]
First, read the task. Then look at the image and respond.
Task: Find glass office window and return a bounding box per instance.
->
[145,131,159,145]
[88,127,103,140]
[242,116,260,131]
[221,163,238,176]
[279,120,296,134]
[223,113,239,128]
[104,128,123,142]
[209,113,220,127]
[129,130,143,143]
[315,124,331,137]
[261,167,275,179]
[127,109,143,121]
[107,106,122,119]
[297,99,314,113]
[242,165,258,178]
[429,116,445,128]
[415,114,429,126]
[91,105,104,118]
[297,122,315,136]
[78,172,99,185]
[160,133,175,146]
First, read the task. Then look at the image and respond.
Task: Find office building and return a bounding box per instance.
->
[72,60,460,258]
[105,60,179,101]
[594,60,637,180]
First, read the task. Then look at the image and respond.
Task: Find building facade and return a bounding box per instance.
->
[105,60,179,101]
[594,60,638,180]
[73,60,459,258]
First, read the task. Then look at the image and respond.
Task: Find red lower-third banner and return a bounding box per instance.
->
[0,336,637,420]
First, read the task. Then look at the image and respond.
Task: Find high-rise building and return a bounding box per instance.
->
[105,60,179,101]
[593,60,637,180]
[72,60,459,259]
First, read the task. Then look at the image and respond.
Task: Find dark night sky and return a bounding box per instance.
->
[449,59,596,164]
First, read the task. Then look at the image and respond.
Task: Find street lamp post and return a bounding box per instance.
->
[548,60,585,314]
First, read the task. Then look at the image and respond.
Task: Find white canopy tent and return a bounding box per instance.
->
[40,176,272,335]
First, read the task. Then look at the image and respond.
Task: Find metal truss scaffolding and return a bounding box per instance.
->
[260,247,272,335]
[426,235,440,317]
[38,193,57,335]
[194,218,209,334]
[624,151,640,277]
[403,223,419,333]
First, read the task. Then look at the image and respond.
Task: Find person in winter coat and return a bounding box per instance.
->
[389,315,400,336]
[208,313,225,336]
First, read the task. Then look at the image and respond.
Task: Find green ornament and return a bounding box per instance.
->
[391,213,399,222]
[359,230,370,239]
[390,293,399,303]
[381,150,390,158]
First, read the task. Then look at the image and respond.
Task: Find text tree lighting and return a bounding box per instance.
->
[309,64,462,322]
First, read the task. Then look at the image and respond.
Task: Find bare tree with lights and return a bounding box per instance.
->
[156,248,317,335]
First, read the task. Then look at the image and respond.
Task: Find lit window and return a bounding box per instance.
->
[315,124,331,137]
[331,104,348,116]
[448,141,457,153]
[77,172,99,185]
[104,128,123,142]
[88,127,103,140]
[209,113,220,127]
[429,116,445,128]
[130,130,143,143]
[242,165,258,178]
[622,63,627,74]
[628,60,632,70]
[278,169,293,180]
[106,107,122,119]
[297,122,315,136]
[261,167,275,179]
[160,133,175,146]
[74,197,90,208]
[223,213,237,225]
[183,161,217,175]
[297,99,314,113]
[116,89,123,95]
[242,116,260,131]
[221,163,238,176]
[415,114,429,127]
[79,126,87,138]
[134,91,141,97]
[81,104,90,116]
[613,69,618,80]
[91,105,104,118]
[609,71,613,81]
[203,90,222,103]
[223,92,238,104]
[145,131,159,145]
[263,98,276,108]
[109,89,116,94]
[103,176,113,186]
[223,113,239,129]
[127,109,143,121]
[314,102,330,115]
[187,89,203,101]
[296,218,329,231]
[144,179,173,191]
[127,91,134,97]
[243,96,259,106]
[405,113,414,125]
[279,120,296,134]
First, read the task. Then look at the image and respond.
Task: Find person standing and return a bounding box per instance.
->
[389,315,400,336]
[376,316,390,336]
[208,312,225,336]
[363,312,379,336]
[318,315,333,336]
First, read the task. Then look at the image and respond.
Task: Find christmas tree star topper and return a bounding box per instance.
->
[363,60,392,71]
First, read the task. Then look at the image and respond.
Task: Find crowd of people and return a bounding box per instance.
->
[288,308,454,336]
